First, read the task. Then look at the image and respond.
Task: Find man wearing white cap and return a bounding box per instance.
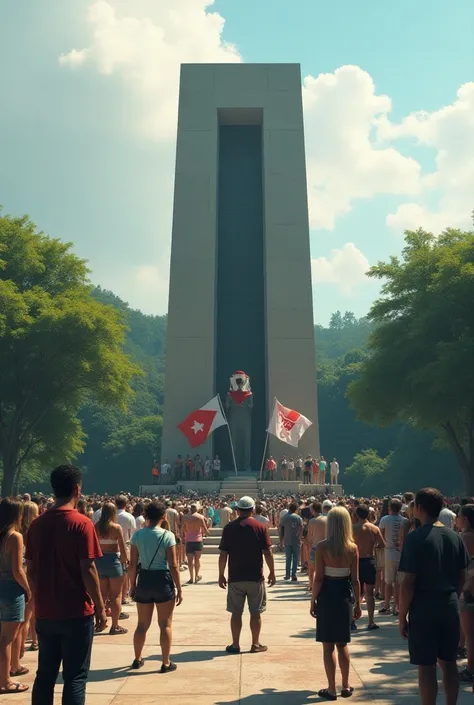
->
[218,496,276,654]
[322,499,333,516]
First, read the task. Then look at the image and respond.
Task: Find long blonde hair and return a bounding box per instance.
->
[325,506,354,557]
[21,501,39,535]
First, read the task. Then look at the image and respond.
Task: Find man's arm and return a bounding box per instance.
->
[374,526,385,549]
[263,549,276,586]
[218,551,228,589]
[80,559,107,631]
[399,572,416,637]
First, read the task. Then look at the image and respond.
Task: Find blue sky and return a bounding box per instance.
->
[1,0,473,324]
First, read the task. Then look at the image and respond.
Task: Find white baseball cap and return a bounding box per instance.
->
[322,500,333,510]
[236,496,255,510]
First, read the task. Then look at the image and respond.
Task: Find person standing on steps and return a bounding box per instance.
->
[182,504,208,584]
[218,496,276,654]
[280,501,303,581]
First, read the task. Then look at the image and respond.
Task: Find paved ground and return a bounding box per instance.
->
[13,554,474,703]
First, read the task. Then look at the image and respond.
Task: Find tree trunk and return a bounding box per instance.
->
[1,448,19,496]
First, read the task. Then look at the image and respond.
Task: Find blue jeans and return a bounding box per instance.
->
[33,616,94,705]
[285,544,300,578]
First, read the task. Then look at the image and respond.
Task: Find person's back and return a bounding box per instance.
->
[26,506,99,620]
[219,505,233,528]
[353,520,380,558]
[220,514,271,582]
[281,510,303,547]
[185,511,205,542]
[401,523,467,604]
[308,515,327,547]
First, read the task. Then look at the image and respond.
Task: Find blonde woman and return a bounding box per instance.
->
[310,506,361,701]
[21,501,39,654]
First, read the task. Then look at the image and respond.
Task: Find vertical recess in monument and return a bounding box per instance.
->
[214,112,266,472]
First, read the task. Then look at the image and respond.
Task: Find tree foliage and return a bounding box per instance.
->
[348,227,474,492]
[0,213,138,494]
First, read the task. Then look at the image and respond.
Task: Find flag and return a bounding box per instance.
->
[267,399,312,448]
[177,396,227,449]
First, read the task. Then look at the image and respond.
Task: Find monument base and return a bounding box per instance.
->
[258,482,343,496]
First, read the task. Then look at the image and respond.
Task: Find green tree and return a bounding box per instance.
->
[348,227,474,492]
[0,213,138,494]
[345,449,391,493]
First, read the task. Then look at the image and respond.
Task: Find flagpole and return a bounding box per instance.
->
[259,432,269,481]
[217,394,238,476]
[260,397,277,481]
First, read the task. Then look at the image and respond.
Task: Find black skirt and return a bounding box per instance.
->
[135,569,175,604]
[316,576,353,644]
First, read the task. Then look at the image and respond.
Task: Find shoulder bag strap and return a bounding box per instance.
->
[146,532,166,570]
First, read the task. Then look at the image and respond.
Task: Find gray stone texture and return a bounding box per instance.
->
[162,64,320,467]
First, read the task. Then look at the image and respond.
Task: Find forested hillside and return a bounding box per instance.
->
[74,296,458,494]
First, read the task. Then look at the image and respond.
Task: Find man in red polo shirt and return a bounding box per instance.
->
[218,496,276,654]
[26,465,107,705]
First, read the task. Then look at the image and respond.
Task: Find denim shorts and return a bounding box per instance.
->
[0,580,26,622]
[96,553,123,579]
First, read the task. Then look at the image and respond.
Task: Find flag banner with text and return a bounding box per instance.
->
[267,399,312,448]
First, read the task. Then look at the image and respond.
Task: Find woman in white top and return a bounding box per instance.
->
[310,507,361,701]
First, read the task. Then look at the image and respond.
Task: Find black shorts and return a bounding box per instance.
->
[408,600,460,665]
[186,541,203,554]
[359,557,376,588]
[135,569,175,604]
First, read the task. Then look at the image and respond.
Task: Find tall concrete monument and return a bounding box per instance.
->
[162,63,320,472]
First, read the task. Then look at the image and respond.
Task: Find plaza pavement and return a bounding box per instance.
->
[13,554,474,704]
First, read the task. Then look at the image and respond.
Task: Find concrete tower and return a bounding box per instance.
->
[162,63,319,471]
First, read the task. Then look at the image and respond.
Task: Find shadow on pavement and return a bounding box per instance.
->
[216,688,317,705]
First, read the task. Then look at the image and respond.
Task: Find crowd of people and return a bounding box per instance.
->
[154,454,340,484]
[0,466,472,705]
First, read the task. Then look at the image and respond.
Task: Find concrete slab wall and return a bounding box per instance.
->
[162,64,319,467]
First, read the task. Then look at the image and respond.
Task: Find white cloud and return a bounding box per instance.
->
[59,0,241,140]
[302,66,422,230]
[311,243,370,295]
[381,82,474,232]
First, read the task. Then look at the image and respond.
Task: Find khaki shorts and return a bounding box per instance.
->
[375,547,385,569]
[385,558,400,585]
[227,581,267,616]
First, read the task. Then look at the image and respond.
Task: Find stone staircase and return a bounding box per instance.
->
[219,474,259,498]
[203,526,280,554]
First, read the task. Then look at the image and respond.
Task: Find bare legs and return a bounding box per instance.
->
[194,552,202,582]
[229,613,263,650]
[187,554,195,583]
[365,585,376,627]
[0,622,26,691]
[321,643,351,697]
[460,609,474,673]
[133,600,175,668]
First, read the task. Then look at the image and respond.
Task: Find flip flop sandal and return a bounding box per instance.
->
[225,645,241,654]
[367,624,380,631]
[10,667,29,677]
[109,626,128,635]
[119,612,130,620]
[29,643,39,651]
[0,682,29,694]
[317,689,337,701]
[250,644,268,653]
[131,658,144,669]
[341,687,354,698]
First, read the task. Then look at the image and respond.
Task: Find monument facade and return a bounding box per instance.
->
[162,63,320,472]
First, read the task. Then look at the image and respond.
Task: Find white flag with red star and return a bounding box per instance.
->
[267,399,312,447]
[177,396,227,449]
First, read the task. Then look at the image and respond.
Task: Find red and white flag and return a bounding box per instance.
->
[177,396,227,449]
[267,399,312,448]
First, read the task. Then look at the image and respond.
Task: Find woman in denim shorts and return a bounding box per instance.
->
[95,502,129,635]
[0,498,32,695]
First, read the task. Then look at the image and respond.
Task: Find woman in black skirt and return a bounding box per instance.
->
[310,506,361,700]
[129,502,183,672]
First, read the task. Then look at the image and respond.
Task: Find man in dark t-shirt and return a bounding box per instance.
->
[219,495,275,654]
[399,487,468,705]
[26,465,106,705]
